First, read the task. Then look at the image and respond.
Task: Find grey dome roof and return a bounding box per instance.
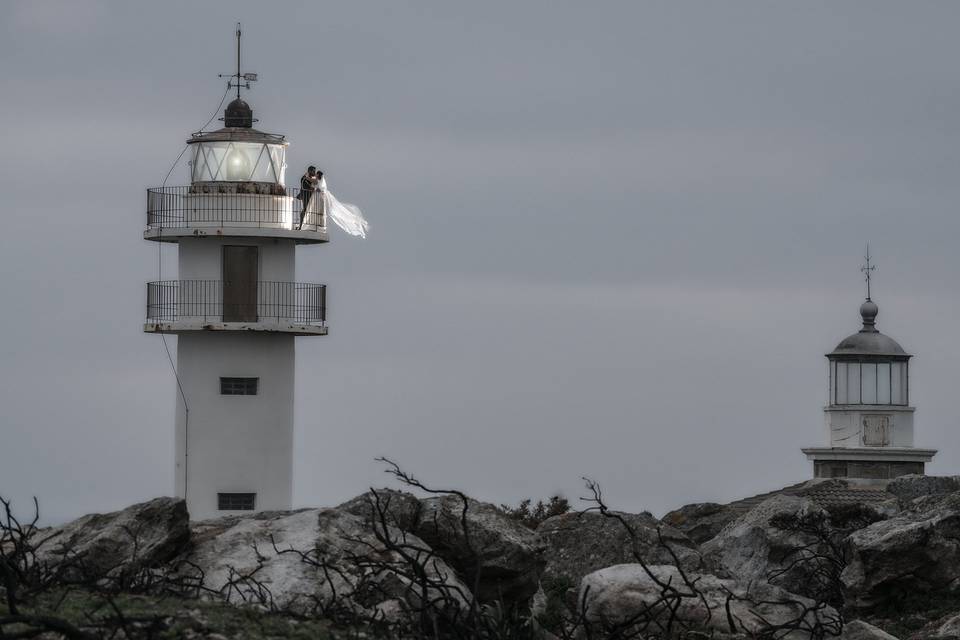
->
[828,299,910,358]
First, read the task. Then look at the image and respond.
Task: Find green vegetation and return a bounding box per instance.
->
[1,589,343,639]
[500,496,570,530]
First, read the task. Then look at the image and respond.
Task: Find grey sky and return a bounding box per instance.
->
[2,1,960,523]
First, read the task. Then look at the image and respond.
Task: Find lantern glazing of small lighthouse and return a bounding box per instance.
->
[802,249,937,480]
[144,29,328,520]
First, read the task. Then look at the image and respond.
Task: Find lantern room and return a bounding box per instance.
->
[828,300,910,407]
[187,99,288,188]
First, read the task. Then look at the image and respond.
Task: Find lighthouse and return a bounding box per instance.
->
[802,251,937,480]
[144,34,328,519]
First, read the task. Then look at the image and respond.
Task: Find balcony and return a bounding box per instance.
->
[144,186,328,244]
[144,280,327,336]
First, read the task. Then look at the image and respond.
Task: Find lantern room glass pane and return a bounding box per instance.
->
[877,363,891,404]
[190,142,286,185]
[861,363,878,404]
[835,362,848,404]
[892,362,906,405]
[847,362,861,404]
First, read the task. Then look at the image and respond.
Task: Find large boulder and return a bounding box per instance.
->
[35,497,189,579]
[182,508,470,618]
[927,613,960,639]
[841,620,900,639]
[661,501,739,544]
[538,511,702,592]
[841,496,960,609]
[886,475,960,505]
[701,494,828,596]
[341,490,545,603]
[337,487,422,531]
[578,563,840,638]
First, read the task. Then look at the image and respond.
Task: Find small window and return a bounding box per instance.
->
[218,493,256,511]
[220,377,258,395]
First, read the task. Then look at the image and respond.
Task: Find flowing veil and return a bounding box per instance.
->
[320,177,369,238]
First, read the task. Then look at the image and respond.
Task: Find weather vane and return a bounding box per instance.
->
[219,23,258,100]
[861,244,876,301]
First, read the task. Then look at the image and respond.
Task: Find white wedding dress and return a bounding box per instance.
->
[318,176,369,238]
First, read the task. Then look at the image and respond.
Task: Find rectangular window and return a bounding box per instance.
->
[220,377,258,395]
[847,362,861,404]
[836,362,848,404]
[892,362,907,405]
[218,493,256,511]
[861,363,878,404]
[877,363,891,404]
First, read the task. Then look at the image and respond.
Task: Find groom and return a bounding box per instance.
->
[297,165,317,230]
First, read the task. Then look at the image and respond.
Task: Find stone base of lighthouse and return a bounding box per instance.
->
[802,447,935,480]
[174,332,294,520]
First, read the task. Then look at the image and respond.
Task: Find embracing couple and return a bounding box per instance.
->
[297,165,325,230]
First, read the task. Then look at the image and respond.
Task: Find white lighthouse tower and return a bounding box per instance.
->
[144,35,328,519]
[802,251,937,480]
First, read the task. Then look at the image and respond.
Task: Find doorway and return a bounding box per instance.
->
[222,245,258,322]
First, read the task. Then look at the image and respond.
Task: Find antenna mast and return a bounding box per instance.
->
[219,23,257,97]
[861,244,876,301]
[236,23,241,100]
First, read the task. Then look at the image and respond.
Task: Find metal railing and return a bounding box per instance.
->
[147,280,326,325]
[146,186,326,233]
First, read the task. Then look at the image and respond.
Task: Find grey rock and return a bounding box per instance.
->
[702,494,828,596]
[182,508,470,617]
[416,494,546,603]
[538,510,702,592]
[337,487,422,531]
[886,475,960,505]
[661,501,739,544]
[36,497,189,579]
[841,620,900,639]
[578,563,840,638]
[342,490,545,603]
[841,499,960,609]
[929,613,960,639]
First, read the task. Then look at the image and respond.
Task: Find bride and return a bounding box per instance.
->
[316,171,369,239]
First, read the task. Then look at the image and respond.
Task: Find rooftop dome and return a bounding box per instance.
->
[224,98,254,128]
[829,299,909,358]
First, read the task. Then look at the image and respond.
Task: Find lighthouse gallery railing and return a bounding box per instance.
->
[146,280,326,325]
[146,186,326,233]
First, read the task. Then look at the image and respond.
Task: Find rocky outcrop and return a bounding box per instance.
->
[337,487,422,531]
[415,495,545,603]
[538,511,702,591]
[36,497,189,579]
[886,475,960,505]
[578,563,840,638]
[341,490,545,603]
[926,613,960,639]
[701,494,827,596]
[841,620,900,639]
[661,501,739,544]
[841,495,960,609]
[182,508,469,617]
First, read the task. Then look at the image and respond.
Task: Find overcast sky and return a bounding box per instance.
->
[3,1,960,524]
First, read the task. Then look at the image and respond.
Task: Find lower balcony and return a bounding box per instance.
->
[145,280,327,336]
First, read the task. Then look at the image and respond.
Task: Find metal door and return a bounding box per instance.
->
[222,245,258,322]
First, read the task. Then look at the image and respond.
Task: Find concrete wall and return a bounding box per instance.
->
[814,460,924,479]
[174,332,294,520]
[178,237,295,282]
[823,406,915,449]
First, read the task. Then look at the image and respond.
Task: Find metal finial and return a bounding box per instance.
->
[218,23,258,98]
[861,244,876,301]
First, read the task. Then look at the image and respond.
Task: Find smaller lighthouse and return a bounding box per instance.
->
[802,250,936,479]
